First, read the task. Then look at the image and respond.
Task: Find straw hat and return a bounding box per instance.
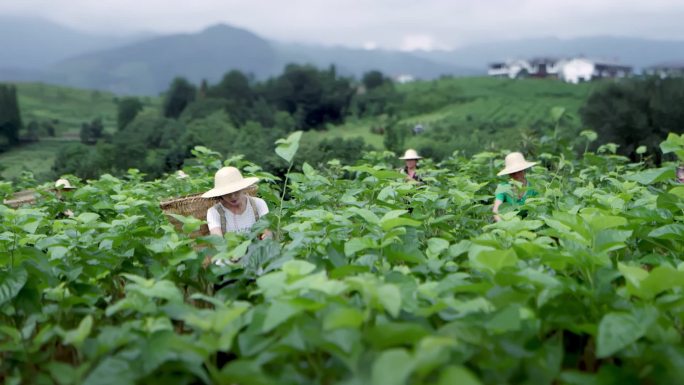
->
[399,149,422,160]
[497,152,537,176]
[55,178,76,190]
[201,167,259,198]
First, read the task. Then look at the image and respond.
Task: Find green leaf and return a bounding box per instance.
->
[427,238,449,258]
[167,213,203,233]
[550,106,566,122]
[82,357,135,385]
[344,237,376,256]
[625,167,674,185]
[0,268,28,306]
[63,315,93,347]
[380,217,421,231]
[262,300,301,333]
[76,212,100,224]
[275,131,303,163]
[378,284,402,317]
[648,224,684,240]
[347,207,380,224]
[371,348,414,385]
[596,309,655,358]
[580,130,598,142]
[438,365,483,385]
[470,249,518,274]
[282,260,316,276]
[636,145,647,155]
[485,305,521,334]
[323,307,364,330]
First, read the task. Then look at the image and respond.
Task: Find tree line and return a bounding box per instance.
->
[51,65,396,178]
[2,68,684,181]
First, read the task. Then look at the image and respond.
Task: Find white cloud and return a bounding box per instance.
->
[400,34,451,51]
[1,0,684,47]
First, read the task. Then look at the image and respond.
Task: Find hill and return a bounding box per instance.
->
[418,36,684,70]
[51,24,475,95]
[0,83,158,180]
[0,77,593,180]
[0,16,146,70]
[51,24,280,95]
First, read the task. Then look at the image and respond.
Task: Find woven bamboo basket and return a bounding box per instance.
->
[160,185,259,237]
[159,193,218,237]
[3,190,38,208]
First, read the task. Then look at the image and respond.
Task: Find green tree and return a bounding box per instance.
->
[79,118,104,145]
[263,64,353,130]
[0,84,22,150]
[163,77,196,119]
[581,77,684,161]
[117,97,144,131]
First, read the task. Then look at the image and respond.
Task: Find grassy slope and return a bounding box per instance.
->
[1,77,594,180]
[312,77,596,150]
[0,83,159,180]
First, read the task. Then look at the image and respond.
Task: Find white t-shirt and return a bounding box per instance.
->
[206,197,269,234]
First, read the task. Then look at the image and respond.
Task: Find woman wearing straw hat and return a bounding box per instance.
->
[202,167,270,237]
[493,152,538,222]
[399,149,423,182]
[54,178,77,218]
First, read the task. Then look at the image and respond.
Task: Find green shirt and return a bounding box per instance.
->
[495,181,537,206]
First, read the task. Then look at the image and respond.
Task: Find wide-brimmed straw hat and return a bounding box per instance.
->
[55,178,76,190]
[201,167,259,198]
[497,152,537,176]
[399,149,422,160]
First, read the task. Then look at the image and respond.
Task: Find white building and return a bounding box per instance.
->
[558,58,595,84]
[489,57,632,83]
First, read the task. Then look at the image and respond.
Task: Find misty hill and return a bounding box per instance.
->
[274,42,479,80]
[50,24,476,94]
[0,16,146,69]
[50,24,280,95]
[418,36,684,70]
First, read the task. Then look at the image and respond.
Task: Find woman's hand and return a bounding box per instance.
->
[259,229,273,240]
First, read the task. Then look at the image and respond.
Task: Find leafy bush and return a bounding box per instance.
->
[3,134,684,384]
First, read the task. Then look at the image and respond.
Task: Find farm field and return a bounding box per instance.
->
[0,78,593,181]
[1,132,683,384]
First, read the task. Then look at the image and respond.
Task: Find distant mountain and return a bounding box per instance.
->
[46,24,476,94]
[2,17,684,95]
[50,24,280,95]
[0,16,147,69]
[417,36,684,70]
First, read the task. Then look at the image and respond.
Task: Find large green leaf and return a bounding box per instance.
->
[371,348,414,385]
[625,167,674,185]
[0,267,28,306]
[596,308,657,358]
[275,131,303,163]
[63,315,94,347]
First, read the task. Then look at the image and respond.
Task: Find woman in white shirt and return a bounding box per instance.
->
[201,166,270,237]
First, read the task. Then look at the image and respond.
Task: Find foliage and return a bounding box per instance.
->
[79,118,105,145]
[2,133,684,384]
[117,97,144,131]
[262,64,354,130]
[163,77,197,119]
[0,84,22,151]
[581,77,684,162]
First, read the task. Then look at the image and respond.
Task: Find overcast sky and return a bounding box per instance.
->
[2,0,684,50]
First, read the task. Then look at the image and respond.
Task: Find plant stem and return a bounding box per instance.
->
[276,161,294,239]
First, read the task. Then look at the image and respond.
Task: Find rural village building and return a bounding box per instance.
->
[643,61,684,78]
[488,57,632,83]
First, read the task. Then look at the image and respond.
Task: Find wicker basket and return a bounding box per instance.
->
[159,193,219,237]
[3,190,38,208]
